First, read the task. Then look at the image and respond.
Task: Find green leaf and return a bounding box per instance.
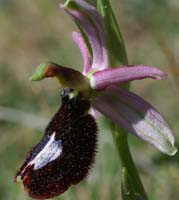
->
[121,168,144,200]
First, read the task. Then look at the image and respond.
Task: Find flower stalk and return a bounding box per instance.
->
[111,124,148,199]
[96,0,148,198]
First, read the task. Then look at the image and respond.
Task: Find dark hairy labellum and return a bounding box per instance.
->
[15,88,98,199]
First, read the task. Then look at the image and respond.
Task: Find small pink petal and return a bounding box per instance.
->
[93,86,177,155]
[90,65,167,90]
[72,32,91,75]
[61,0,108,71]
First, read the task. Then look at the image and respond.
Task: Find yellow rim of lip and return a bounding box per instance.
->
[16,175,22,183]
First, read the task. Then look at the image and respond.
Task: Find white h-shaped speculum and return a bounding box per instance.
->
[29,132,62,170]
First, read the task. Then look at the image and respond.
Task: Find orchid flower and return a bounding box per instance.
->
[15,0,178,199]
[31,0,177,156]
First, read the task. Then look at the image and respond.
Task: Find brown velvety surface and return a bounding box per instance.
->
[15,91,98,199]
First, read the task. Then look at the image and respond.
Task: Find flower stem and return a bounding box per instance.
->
[96,0,148,198]
[110,124,148,199]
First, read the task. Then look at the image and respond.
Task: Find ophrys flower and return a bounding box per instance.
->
[15,0,177,199]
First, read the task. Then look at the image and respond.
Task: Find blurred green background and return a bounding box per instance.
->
[0,0,179,199]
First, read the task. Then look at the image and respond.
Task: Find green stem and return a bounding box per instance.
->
[111,124,148,199]
[96,0,148,199]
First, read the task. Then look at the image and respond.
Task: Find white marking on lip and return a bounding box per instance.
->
[29,132,62,170]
